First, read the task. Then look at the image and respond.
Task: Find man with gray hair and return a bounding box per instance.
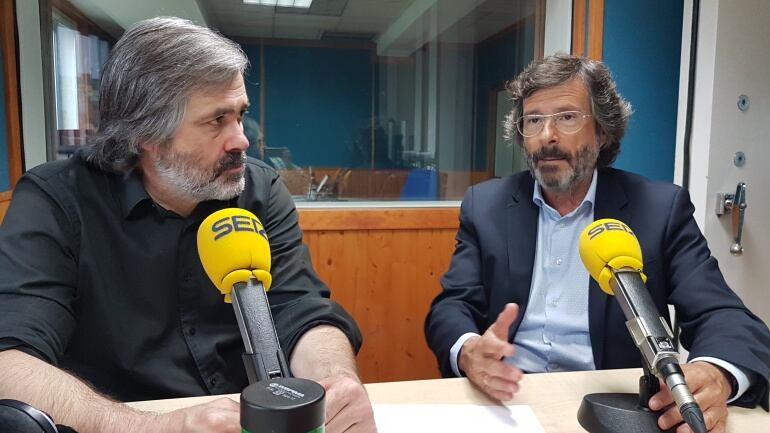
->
[0,17,375,433]
[426,53,770,433]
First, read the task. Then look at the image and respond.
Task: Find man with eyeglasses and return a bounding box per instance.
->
[425,53,769,433]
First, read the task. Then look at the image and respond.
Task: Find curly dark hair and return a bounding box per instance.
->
[504,53,632,168]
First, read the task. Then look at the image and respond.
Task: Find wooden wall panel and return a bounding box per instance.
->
[587,0,605,60]
[2,0,23,193]
[572,0,605,60]
[572,0,587,56]
[299,207,460,383]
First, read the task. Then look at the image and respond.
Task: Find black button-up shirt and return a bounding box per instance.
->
[0,153,361,402]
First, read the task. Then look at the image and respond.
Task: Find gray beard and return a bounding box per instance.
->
[153,149,246,202]
[526,144,599,194]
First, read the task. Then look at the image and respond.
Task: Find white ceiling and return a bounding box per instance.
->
[67,0,534,56]
[200,0,533,55]
[67,0,207,38]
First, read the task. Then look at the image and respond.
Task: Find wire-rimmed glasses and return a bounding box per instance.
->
[516,111,592,137]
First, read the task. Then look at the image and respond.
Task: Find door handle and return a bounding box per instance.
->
[715,182,747,256]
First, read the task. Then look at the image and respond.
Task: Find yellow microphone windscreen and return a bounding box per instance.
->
[197,208,272,303]
[578,218,646,295]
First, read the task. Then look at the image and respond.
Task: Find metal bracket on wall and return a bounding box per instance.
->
[715,182,747,256]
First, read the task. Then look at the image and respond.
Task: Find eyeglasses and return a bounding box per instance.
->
[516,111,592,137]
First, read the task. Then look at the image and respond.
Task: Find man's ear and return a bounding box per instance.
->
[140,141,159,156]
[597,129,608,148]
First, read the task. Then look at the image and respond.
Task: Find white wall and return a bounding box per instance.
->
[544,0,572,56]
[674,0,719,229]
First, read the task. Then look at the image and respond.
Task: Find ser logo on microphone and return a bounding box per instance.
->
[587,220,636,240]
[211,215,268,241]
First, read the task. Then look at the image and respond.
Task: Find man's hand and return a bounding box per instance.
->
[161,397,241,433]
[319,374,377,433]
[289,325,377,432]
[648,362,732,433]
[458,303,523,401]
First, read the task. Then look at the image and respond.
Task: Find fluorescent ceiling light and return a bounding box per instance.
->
[243,0,313,7]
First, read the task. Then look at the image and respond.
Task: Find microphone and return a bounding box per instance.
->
[197,208,326,433]
[578,219,707,433]
[197,208,287,383]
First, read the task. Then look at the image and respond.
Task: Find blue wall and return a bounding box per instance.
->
[602,0,684,182]
[0,42,10,191]
[242,44,372,168]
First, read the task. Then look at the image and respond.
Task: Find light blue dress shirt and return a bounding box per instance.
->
[506,171,598,373]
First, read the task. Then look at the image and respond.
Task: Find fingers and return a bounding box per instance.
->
[482,372,521,401]
[667,404,728,433]
[652,363,731,432]
[320,376,377,433]
[489,304,520,341]
[322,384,346,424]
[473,358,523,402]
[648,386,674,411]
[458,304,524,402]
[171,398,241,433]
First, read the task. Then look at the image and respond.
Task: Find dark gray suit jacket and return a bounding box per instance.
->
[425,168,770,409]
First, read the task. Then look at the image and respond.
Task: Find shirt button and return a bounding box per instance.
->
[555,258,563,265]
[210,377,217,387]
[188,327,196,336]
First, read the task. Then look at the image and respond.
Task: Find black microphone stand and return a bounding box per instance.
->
[577,359,676,433]
[230,277,290,383]
[231,277,327,433]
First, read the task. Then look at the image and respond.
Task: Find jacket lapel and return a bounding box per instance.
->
[588,169,631,369]
[506,174,539,338]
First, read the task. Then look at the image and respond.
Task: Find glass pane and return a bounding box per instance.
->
[223,0,540,202]
[45,0,540,202]
[50,10,110,160]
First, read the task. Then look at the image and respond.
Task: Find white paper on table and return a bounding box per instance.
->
[373,403,546,432]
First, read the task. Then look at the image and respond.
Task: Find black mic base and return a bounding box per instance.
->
[577,393,675,433]
[241,377,325,433]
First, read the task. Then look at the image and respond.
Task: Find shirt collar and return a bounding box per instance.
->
[119,170,153,219]
[118,170,241,220]
[532,168,598,217]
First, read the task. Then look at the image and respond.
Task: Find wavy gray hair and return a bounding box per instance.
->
[504,53,632,168]
[84,17,249,173]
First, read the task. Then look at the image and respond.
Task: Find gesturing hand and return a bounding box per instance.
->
[458,303,524,401]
